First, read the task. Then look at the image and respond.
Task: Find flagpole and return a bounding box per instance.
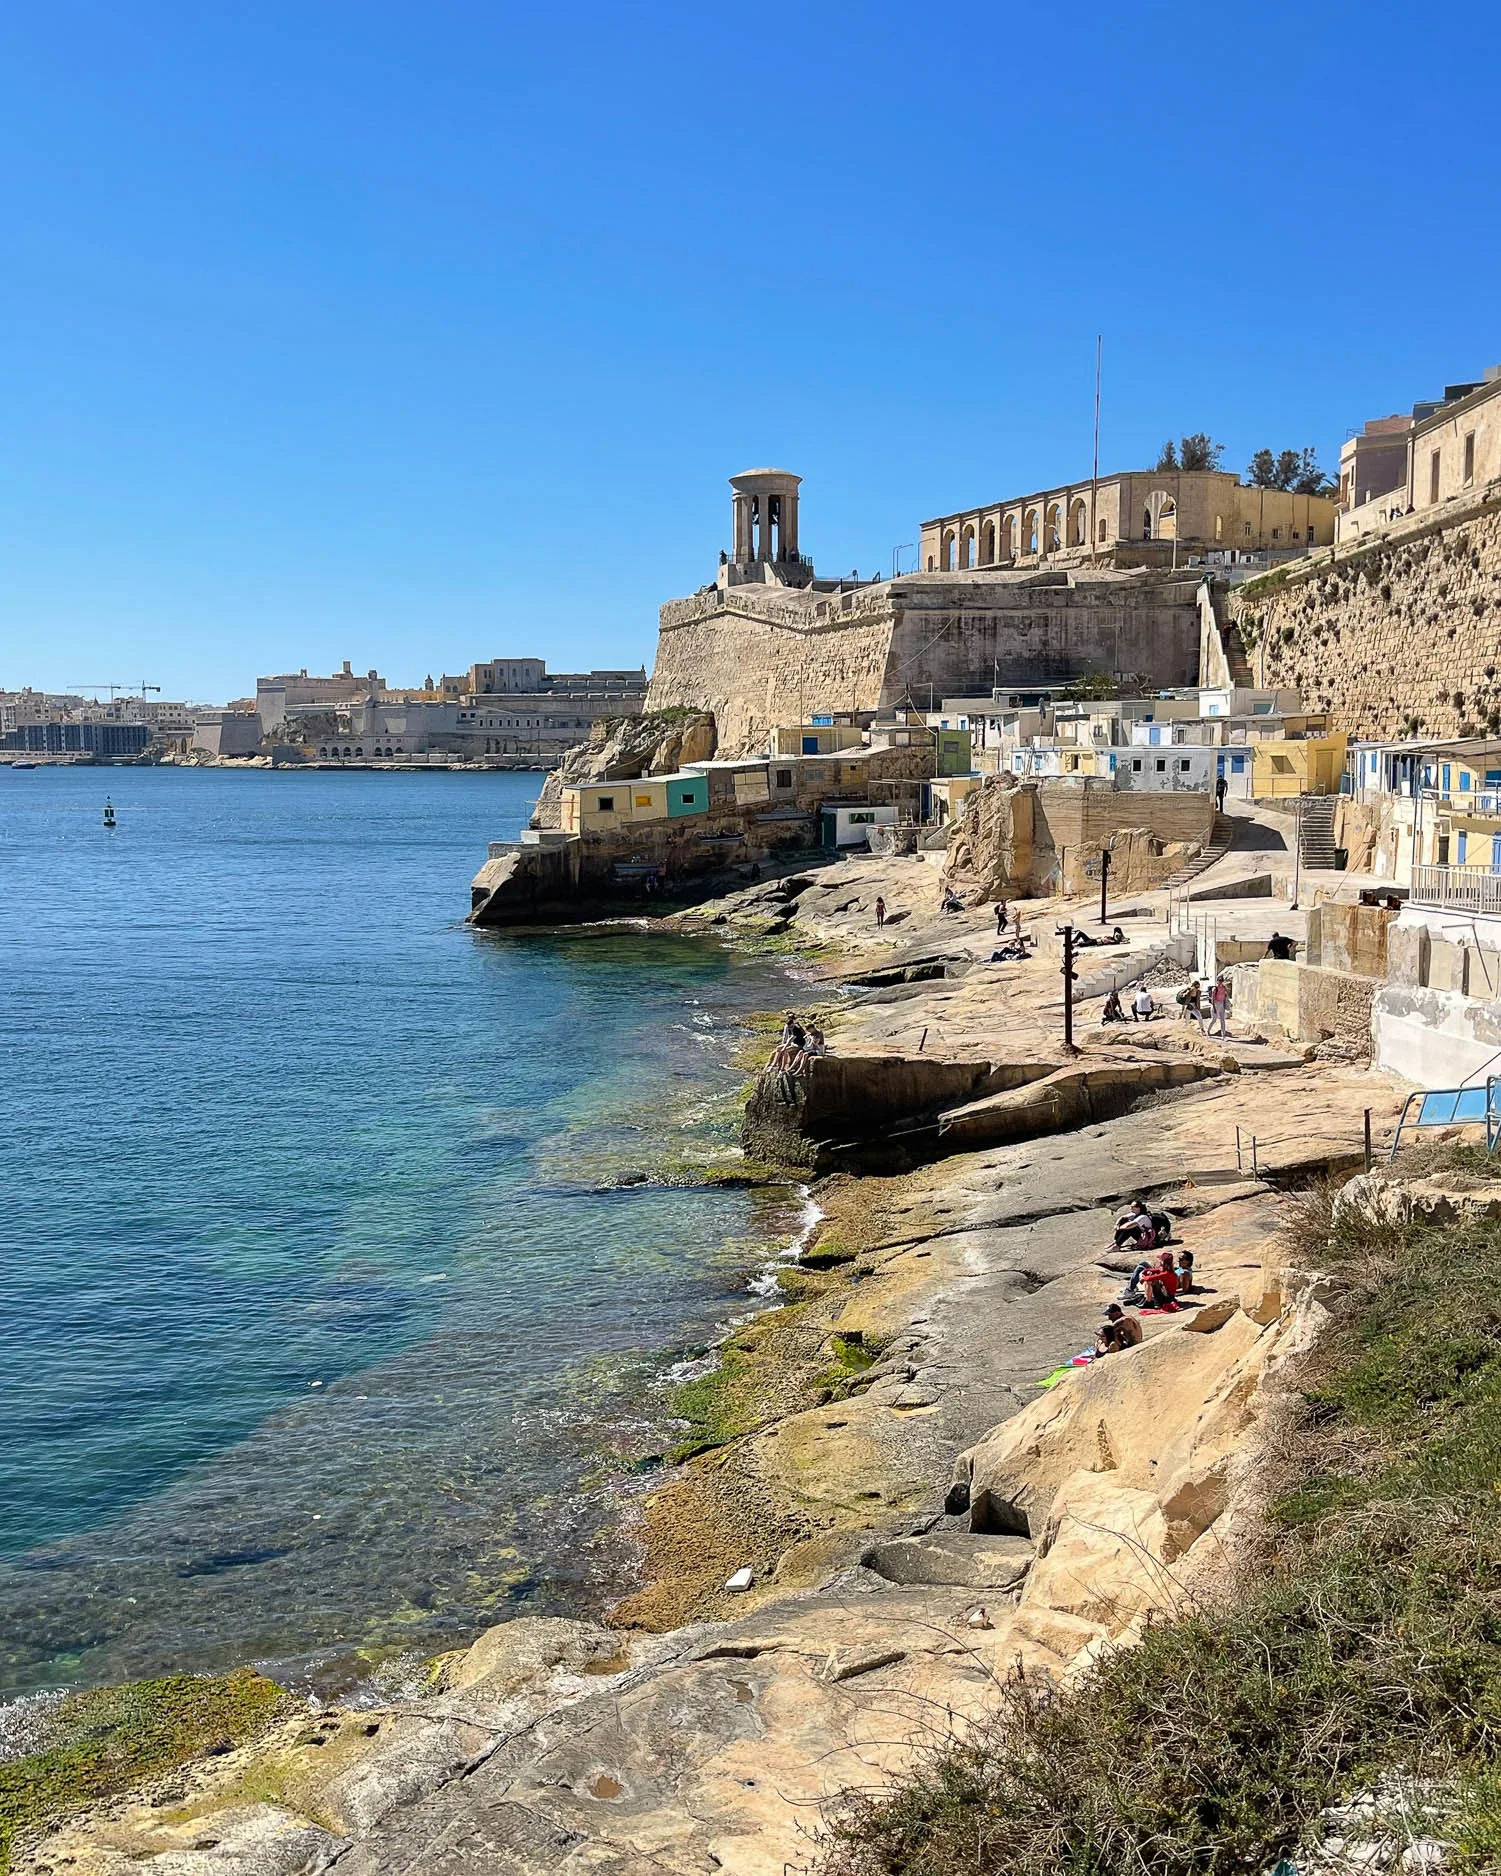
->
[1090,334,1102,564]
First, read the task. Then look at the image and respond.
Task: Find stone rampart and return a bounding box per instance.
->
[649,571,1205,754]
[648,597,895,751]
[1232,493,1501,739]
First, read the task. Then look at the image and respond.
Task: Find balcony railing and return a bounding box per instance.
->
[1411,863,1501,914]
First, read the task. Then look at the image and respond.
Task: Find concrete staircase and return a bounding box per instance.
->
[1162,812,1236,890]
[1298,795,1338,870]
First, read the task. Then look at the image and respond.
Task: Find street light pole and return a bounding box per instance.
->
[1291,794,1303,910]
[1062,923,1077,1051]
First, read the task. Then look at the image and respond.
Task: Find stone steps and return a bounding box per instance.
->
[1298,796,1338,868]
[1161,812,1236,890]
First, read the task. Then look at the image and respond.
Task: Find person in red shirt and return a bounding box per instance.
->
[1142,1251,1179,1309]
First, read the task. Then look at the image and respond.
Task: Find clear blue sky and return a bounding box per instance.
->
[1,1,1496,702]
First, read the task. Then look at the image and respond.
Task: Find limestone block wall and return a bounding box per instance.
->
[885,578,1202,698]
[648,596,895,753]
[1306,901,1395,977]
[1230,959,1374,1061]
[943,777,1211,898]
[650,572,1205,755]
[1233,496,1501,740]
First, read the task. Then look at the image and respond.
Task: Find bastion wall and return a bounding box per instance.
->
[649,572,1205,753]
[1233,494,1501,740]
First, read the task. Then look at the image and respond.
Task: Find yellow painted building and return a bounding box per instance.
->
[1251,732,1348,800]
[770,723,866,757]
[560,777,668,832]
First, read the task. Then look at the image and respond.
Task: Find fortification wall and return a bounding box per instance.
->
[885,576,1203,698]
[649,572,1204,754]
[1233,496,1501,740]
[648,600,895,752]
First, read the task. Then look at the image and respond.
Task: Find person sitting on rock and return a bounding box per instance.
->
[804,1021,827,1060]
[1114,1197,1157,1251]
[1132,984,1156,1021]
[1176,1247,1196,1294]
[770,1013,806,1070]
[1142,1251,1180,1310]
[941,886,965,914]
[1101,987,1127,1023]
[1095,1302,1144,1356]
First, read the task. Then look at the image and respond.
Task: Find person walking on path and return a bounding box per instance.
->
[874,895,886,929]
[1208,974,1230,1037]
[1215,772,1228,813]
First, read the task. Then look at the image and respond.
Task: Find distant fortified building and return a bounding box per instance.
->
[646,469,1212,752]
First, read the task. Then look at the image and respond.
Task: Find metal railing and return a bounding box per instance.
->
[1421,785,1501,815]
[1411,862,1501,914]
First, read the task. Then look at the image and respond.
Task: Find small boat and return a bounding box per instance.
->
[11,760,36,769]
[103,798,117,829]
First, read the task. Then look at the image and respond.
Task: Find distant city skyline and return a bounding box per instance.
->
[1,0,1497,699]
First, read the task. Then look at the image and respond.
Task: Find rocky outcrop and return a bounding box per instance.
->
[742,1054,1058,1169]
[744,1050,1220,1171]
[530,710,717,829]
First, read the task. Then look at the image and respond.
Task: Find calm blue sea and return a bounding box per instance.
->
[0,766,800,1699]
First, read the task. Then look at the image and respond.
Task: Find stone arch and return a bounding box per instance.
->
[1142,507,1153,540]
[1025,507,1040,555]
[1155,495,1178,541]
[926,555,935,571]
[980,519,996,565]
[1069,498,1088,546]
[1098,516,1109,542]
[1046,502,1063,553]
[1214,514,1224,541]
[960,522,976,569]
[942,528,957,570]
[1005,513,1020,557]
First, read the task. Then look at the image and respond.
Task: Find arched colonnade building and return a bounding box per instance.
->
[921,469,1338,572]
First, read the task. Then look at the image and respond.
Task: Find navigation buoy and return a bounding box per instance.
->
[103,798,116,829]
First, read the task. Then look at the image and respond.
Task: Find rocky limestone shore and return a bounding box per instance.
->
[16,845,1415,1873]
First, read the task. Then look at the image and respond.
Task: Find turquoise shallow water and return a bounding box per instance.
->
[0,766,800,1698]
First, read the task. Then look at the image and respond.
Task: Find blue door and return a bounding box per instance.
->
[802,735,819,754]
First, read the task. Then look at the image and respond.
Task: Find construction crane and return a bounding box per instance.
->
[69,681,162,702]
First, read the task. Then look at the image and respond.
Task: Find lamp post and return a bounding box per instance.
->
[1061,923,1077,1051]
